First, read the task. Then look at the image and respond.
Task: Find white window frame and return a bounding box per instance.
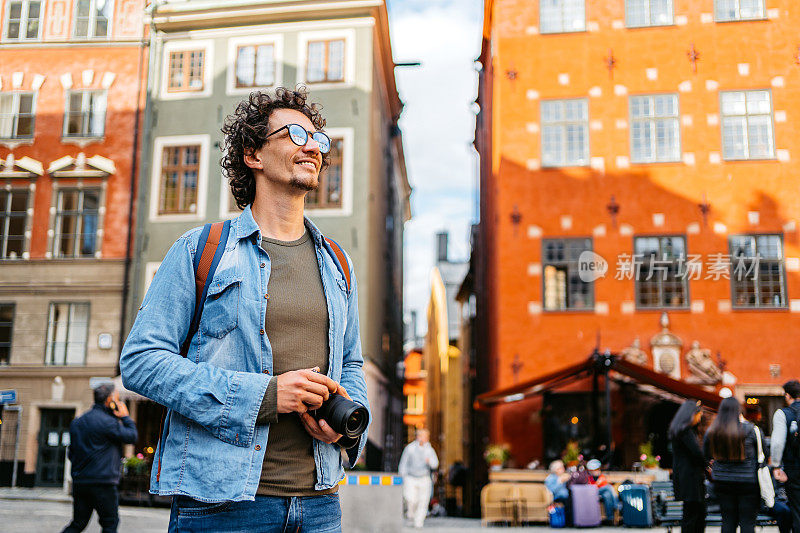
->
[44,301,90,366]
[720,89,775,161]
[633,235,690,309]
[625,0,674,28]
[540,98,590,168]
[629,93,681,163]
[149,134,209,222]
[304,127,354,217]
[539,0,586,34]
[0,91,36,140]
[542,237,595,312]
[0,187,31,259]
[3,0,44,41]
[72,0,114,40]
[729,234,786,309]
[219,176,242,219]
[52,187,102,258]
[226,33,283,96]
[297,29,356,89]
[714,0,766,22]
[159,39,215,100]
[62,89,107,139]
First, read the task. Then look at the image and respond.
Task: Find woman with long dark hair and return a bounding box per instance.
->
[704,397,767,533]
[669,400,706,533]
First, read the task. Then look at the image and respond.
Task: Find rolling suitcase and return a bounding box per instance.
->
[618,483,654,527]
[570,484,602,527]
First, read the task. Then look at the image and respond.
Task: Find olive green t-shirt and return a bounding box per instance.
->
[256,230,334,496]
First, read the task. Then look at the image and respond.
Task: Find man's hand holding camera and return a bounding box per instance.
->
[276,367,345,444]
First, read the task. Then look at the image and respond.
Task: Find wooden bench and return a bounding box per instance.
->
[480,482,553,526]
[651,480,776,532]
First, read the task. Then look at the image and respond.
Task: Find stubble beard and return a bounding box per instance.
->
[289,172,319,192]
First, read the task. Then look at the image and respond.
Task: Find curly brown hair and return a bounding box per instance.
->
[220,86,329,209]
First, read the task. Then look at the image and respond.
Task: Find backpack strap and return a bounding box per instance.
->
[179,220,231,356]
[324,236,351,294]
[158,219,230,482]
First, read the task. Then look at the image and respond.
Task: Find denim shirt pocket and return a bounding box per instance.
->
[200,274,242,339]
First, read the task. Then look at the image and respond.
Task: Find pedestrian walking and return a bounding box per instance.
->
[771,379,800,533]
[399,428,439,529]
[61,383,138,533]
[120,86,369,533]
[668,399,706,533]
[704,397,767,533]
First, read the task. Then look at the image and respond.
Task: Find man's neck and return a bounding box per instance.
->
[251,182,306,241]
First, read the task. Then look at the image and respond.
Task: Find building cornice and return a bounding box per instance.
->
[0,366,116,377]
[150,0,382,29]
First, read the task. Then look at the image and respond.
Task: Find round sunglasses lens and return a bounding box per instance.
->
[287,125,308,147]
[312,133,331,154]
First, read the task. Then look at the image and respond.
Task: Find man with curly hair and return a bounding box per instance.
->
[121,86,369,532]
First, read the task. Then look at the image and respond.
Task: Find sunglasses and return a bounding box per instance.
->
[264,123,331,154]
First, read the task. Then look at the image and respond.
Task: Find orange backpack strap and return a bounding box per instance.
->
[324,236,351,293]
[158,220,229,483]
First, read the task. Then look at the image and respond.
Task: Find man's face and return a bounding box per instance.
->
[787,393,794,406]
[416,430,429,444]
[250,108,323,193]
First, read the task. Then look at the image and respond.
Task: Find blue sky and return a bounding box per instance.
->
[386,0,482,337]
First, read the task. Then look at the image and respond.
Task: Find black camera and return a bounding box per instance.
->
[311,393,368,439]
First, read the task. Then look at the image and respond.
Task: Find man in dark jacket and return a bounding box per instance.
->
[61,383,138,533]
[773,380,800,533]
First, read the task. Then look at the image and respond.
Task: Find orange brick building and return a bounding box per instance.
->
[474,0,800,469]
[403,348,426,441]
[0,0,146,486]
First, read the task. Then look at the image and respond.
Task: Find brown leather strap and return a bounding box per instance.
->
[325,237,350,292]
[157,221,226,483]
[194,222,225,303]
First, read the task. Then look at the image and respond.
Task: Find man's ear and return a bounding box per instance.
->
[243,147,263,170]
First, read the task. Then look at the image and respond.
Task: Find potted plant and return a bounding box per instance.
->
[562,440,581,467]
[638,441,661,470]
[119,453,152,504]
[484,443,511,470]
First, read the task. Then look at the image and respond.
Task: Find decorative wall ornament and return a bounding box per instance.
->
[621,337,648,366]
[650,312,683,379]
[687,43,701,73]
[698,193,711,226]
[606,195,620,227]
[685,340,723,384]
[605,49,617,79]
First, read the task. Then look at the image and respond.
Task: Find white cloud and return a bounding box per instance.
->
[388,0,481,332]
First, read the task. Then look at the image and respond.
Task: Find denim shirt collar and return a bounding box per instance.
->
[234,204,326,248]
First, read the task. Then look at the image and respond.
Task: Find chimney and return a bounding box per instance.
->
[436,232,448,263]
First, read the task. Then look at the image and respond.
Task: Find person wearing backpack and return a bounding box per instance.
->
[771,380,800,533]
[120,87,369,533]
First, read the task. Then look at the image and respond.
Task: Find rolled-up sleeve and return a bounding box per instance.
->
[120,234,270,448]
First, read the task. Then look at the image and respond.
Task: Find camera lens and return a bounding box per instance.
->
[346,411,366,435]
[313,393,369,438]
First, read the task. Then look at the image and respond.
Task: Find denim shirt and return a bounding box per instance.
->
[120,205,369,502]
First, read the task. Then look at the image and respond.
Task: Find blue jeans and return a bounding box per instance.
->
[168,493,342,533]
[598,485,618,521]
